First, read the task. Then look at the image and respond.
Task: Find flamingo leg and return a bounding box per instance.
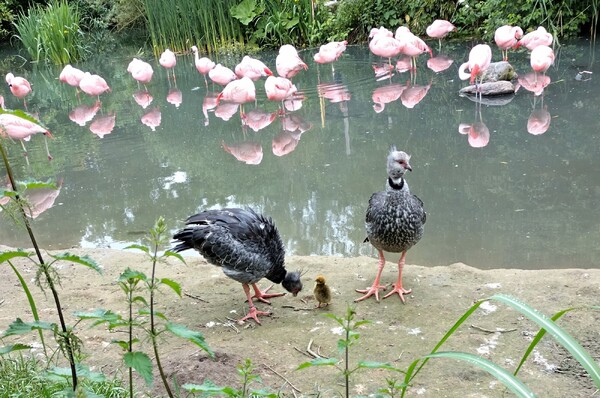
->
[239,283,271,324]
[383,250,412,302]
[355,249,388,302]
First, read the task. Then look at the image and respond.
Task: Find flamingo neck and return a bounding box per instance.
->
[470,64,481,84]
[458,62,470,80]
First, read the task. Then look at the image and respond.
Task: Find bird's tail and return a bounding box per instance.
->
[171,228,195,252]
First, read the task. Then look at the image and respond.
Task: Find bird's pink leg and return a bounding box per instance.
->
[355,250,388,302]
[250,283,285,304]
[383,250,412,302]
[239,283,271,324]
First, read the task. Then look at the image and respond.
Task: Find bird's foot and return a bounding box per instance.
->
[251,284,285,304]
[354,284,387,302]
[315,302,329,308]
[239,307,271,325]
[383,285,412,302]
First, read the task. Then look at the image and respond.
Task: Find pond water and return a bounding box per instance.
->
[0,39,598,270]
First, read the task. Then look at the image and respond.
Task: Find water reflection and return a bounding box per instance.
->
[1,42,599,270]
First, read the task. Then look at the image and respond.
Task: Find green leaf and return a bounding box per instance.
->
[230,0,258,25]
[163,250,185,264]
[357,361,403,372]
[74,309,123,328]
[124,351,153,386]
[354,320,371,328]
[166,322,214,357]
[2,318,55,337]
[489,294,600,387]
[49,253,102,274]
[18,178,57,191]
[124,244,150,254]
[182,381,237,395]
[0,343,32,355]
[424,352,535,398]
[0,250,34,264]
[160,278,182,296]
[118,268,147,282]
[132,295,149,306]
[296,357,338,370]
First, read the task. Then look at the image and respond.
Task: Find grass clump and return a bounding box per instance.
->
[14,0,86,64]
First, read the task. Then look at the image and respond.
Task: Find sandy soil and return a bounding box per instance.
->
[0,245,598,397]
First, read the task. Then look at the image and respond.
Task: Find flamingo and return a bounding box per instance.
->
[369,32,403,66]
[426,20,456,51]
[0,95,53,159]
[159,49,177,81]
[275,44,308,79]
[59,65,85,93]
[264,76,297,102]
[5,73,32,110]
[494,25,523,61]
[530,45,554,74]
[395,27,432,71]
[127,58,154,88]
[208,64,237,86]
[79,72,111,99]
[369,26,393,38]
[235,55,273,81]
[217,76,256,105]
[191,46,215,86]
[520,26,553,51]
[458,44,492,93]
[314,40,348,73]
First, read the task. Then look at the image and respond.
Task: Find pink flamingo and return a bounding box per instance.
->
[275,44,308,79]
[79,72,111,99]
[217,76,256,105]
[191,46,215,86]
[89,113,116,138]
[520,26,553,51]
[159,49,177,81]
[314,40,348,73]
[369,26,393,38]
[458,44,492,85]
[395,27,432,71]
[369,32,403,66]
[127,58,153,88]
[59,65,85,93]
[494,25,523,61]
[5,73,32,109]
[265,76,297,102]
[235,55,273,81]
[0,96,53,159]
[426,19,456,51]
[530,45,554,74]
[208,64,237,86]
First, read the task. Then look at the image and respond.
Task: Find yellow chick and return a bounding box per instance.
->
[314,275,332,308]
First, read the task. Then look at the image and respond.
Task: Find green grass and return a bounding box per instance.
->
[143,0,244,56]
[14,0,85,64]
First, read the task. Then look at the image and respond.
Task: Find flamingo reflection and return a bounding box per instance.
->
[517,72,551,96]
[133,89,153,109]
[69,100,101,126]
[372,83,405,113]
[167,87,183,108]
[241,108,277,132]
[427,55,454,73]
[222,140,263,165]
[202,92,219,126]
[527,96,551,135]
[89,113,116,138]
[459,102,490,148]
[400,80,432,109]
[141,107,161,131]
[22,177,64,219]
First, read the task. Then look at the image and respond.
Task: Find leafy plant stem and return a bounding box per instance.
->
[149,224,173,398]
[0,141,78,391]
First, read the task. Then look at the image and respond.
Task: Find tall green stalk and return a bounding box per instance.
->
[0,141,79,391]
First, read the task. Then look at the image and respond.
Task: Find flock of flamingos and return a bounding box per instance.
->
[0,20,556,160]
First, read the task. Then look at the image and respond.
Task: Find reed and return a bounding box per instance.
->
[142,0,244,56]
[13,0,84,64]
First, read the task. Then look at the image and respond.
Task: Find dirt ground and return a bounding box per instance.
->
[0,245,599,397]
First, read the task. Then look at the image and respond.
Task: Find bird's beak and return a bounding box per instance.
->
[406,164,413,172]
